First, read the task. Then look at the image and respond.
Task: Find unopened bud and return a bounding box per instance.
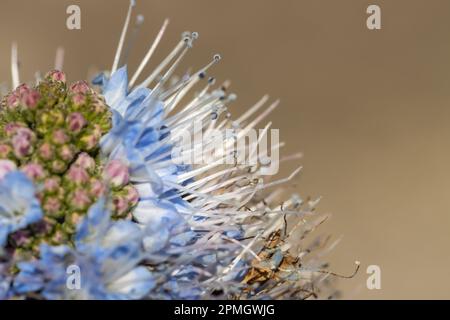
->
[67,164,89,185]
[58,144,75,162]
[71,189,91,210]
[51,159,67,174]
[44,176,61,193]
[67,112,87,133]
[38,142,54,160]
[123,185,139,206]
[15,84,30,96]
[52,129,69,145]
[43,197,62,215]
[21,89,41,109]
[46,70,66,83]
[80,132,100,151]
[0,144,12,158]
[12,128,35,158]
[74,152,96,172]
[113,195,129,217]
[90,179,106,198]
[6,93,19,109]
[72,93,87,106]
[69,81,90,94]
[4,122,25,136]
[21,163,46,181]
[104,160,129,188]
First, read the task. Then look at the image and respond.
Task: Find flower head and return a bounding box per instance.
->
[0,0,354,300]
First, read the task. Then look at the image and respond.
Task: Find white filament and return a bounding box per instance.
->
[129,18,169,88]
[111,0,135,74]
[54,46,65,70]
[11,42,19,89]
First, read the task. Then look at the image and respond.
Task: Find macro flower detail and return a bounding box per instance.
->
[0,0,357,300]
[0,72,141,257]
[13,199,155,299]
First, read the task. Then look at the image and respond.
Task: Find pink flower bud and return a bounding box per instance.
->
[4,122,25,136]
[12,128,35,158]
[113,195,129,216]
[44,177,60,192]
[22,90,40,109]
[124,185,139,206]
[43,197,61,214]
[39,142,54,160]
[90,179,105,197]
[67,112,87,133]
[71,189,91,209]
[51,160,66,173]
[58,145,74,162]
[70,81,90,94]
[92,97,107,113]
[104,160,130,188]
[67,165,89,184]
[15,84,30,96]
[0,160,17,180]
[80,133,99,150]
[46,70,66,83]
[0,144,12,158]
[75,152,96,172]
[16,127,35,140]
[21,163,45,181]
[52,129,69,145]
[6,93,19,109]
[72,93,87,106]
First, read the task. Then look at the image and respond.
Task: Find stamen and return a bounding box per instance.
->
[236,95,269,124]
[164,57,223,114]
[152,44,190,93]
[237,99,280,140]
[111,0,136,74]
[194,54,222,80]
[137,32,192,88]
[121,14,145,67]
[280,152,303,163]
[222,232,262,275]
[11,42,20,89]
[34,71,42,85]
[54,46,65,70]
[129,18,170,88]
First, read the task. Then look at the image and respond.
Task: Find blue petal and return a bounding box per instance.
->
[0,171,43,247]
[103,66,129,111]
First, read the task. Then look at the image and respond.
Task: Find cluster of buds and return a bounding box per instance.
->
[0,71,138,256]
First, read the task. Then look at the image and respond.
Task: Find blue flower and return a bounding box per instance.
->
[95,68,249,299]
[99,67,187,200]
[13,199,155,300]
[0,171,43,247]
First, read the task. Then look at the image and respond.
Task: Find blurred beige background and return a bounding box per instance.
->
[1,0,450,299]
